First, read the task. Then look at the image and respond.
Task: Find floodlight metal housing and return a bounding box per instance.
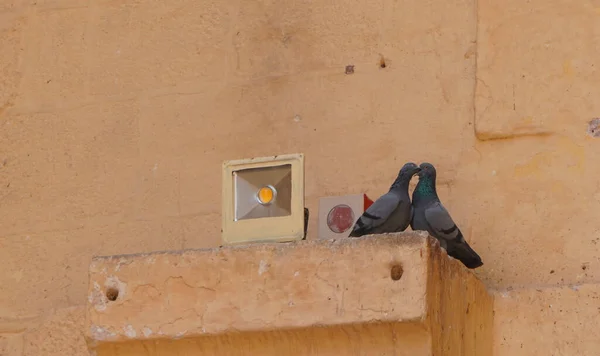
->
[221,153,305,245]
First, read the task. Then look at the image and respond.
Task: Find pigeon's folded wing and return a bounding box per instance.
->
[424,201,461,241]
[360,193,401,227]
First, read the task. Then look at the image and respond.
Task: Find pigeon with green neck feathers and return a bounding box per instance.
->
[411,162,483,269]
[349,162,421,237]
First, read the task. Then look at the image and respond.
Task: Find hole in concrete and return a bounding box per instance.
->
[390,264,403,281]
[379,55,387,68]
[106,287,119,301]
[586,118,600,137]
[345,65,355,74]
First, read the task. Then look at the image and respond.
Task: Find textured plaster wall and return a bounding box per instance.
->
[0,0,599,354]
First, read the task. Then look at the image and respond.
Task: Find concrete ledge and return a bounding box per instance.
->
[85,232,492,355]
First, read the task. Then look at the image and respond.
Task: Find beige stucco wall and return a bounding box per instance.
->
[1,0,599,354]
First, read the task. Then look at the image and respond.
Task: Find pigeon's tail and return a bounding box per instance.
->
[348,227,364,238]
[449,240,483,269]
[347,217,367,238]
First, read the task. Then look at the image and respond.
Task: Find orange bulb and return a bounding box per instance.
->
[257,186,275,204]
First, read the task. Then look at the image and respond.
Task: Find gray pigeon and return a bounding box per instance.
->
[410,162,483,269]
[348,162,421,237]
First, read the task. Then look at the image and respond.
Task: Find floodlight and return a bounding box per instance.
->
[221,153,305,245]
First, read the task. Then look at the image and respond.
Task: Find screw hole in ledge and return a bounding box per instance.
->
[379,55,387,69]
[390,264,403,281]
[106,287,119,301]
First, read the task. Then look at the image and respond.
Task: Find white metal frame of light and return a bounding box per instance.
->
[221,153,305,245]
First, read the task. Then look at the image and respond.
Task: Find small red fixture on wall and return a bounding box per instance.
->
[317,194,375,239]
